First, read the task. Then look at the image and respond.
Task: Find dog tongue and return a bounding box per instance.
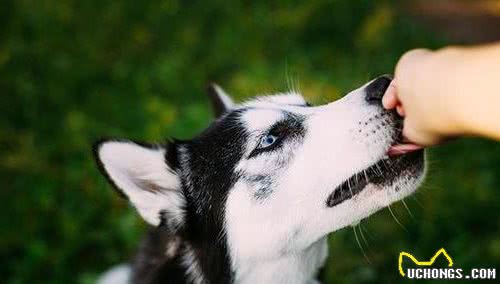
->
[387,143,424,156]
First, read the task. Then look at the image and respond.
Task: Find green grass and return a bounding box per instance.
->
[1,1,498,283]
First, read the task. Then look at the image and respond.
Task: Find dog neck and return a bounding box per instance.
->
[228,237,328,284]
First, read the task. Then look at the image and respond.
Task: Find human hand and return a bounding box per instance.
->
[382,48,465,147]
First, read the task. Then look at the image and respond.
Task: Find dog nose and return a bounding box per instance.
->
[365,75,393,105]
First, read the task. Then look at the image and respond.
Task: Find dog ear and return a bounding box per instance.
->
[206,83,234,117]
[94,140,184,228]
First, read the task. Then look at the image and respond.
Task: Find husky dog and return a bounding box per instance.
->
[94,76,425,284]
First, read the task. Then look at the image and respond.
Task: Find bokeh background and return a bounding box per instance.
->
[1,0,499,283]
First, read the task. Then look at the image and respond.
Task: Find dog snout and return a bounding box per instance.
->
[365,75,393,105]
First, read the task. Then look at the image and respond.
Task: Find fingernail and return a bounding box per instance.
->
[396,105,405,116]
[382,85,396,109]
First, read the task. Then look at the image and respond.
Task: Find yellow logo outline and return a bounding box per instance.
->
[398,248,454,277]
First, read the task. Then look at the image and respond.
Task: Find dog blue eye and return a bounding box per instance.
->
[261,134,278,148]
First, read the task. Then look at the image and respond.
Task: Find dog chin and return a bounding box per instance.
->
[325,160,425,233]
[356,151,426,221]
[380,151,426,203]
[326,150,425,208]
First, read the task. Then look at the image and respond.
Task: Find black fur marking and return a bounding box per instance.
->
[244,174,274,200]
[132,227,188,284]
[176,109,250,284]
[248,113,305,158]
[165,139,182,172]
[158,210,184,234]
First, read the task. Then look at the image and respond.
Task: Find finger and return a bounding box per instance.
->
[396,105,405,116]
[382,81,398,109]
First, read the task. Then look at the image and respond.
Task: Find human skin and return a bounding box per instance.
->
[383,43,500,146]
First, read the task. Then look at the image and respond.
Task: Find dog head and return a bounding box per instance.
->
[94,75,425,277]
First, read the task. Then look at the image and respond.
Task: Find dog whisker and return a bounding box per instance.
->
[347,177,354,199]
[353,226,372,264]
[411,194,426,209]
[374,163,384,177]
[401,199,414,220]
[387,204,408,232]
[363,169,369,183]
[359,222,372,241]
[358,223,370,249]
[381,159,397,176]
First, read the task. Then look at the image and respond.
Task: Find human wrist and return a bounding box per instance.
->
[427,46,472,137]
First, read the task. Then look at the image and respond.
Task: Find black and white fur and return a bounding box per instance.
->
[94,76,425,284]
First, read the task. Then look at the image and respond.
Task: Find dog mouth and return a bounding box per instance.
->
[326,149,424,208]
[326,75,426,208]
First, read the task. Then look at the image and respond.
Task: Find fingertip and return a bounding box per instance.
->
[396,105,405,116]
[382,84,397,109]
[381,90,394,108]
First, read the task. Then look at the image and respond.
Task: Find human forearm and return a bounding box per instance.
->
[441,43,500,140]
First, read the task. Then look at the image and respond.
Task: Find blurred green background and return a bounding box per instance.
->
[1,0,499,283]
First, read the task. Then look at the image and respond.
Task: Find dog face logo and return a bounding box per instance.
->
[398,248,497,281]
[399,248,454,277]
